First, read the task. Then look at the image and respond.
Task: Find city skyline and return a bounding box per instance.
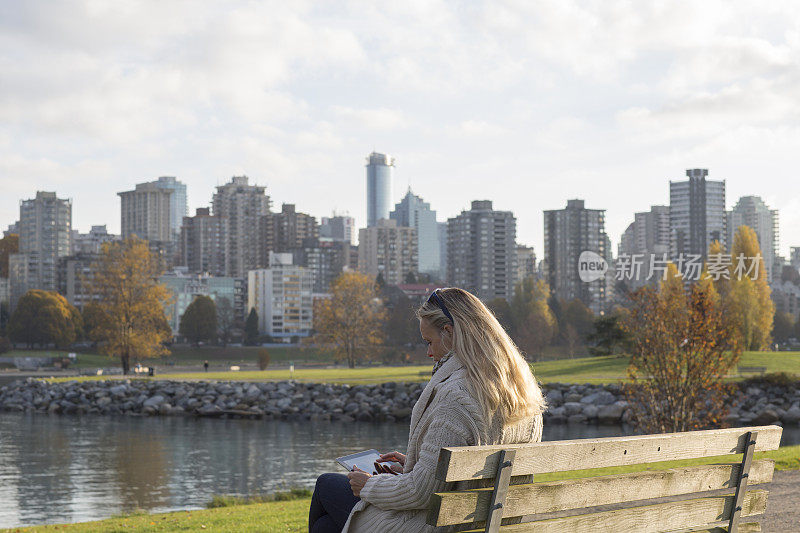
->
[2,2,800,257]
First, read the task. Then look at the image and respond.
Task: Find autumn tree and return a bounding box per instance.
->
[559,299,594,355]
[511,277,557,360]
[244,308,260,346]
[0,233,19,278]
[179,295,217,345]
[7,290,82,348]
[727,226,775,350]
[623,263,742,433]
[85,237,172,374]
[313,271,387,368]
[487,297,514,337]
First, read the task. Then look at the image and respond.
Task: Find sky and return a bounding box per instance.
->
[1,1,799,257]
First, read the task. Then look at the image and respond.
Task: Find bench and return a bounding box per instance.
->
[427,425,782,532]
[737,366,767,376]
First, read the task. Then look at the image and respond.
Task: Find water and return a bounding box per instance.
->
[0,413,797,528]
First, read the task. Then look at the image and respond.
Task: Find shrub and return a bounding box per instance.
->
[258,348,270,370]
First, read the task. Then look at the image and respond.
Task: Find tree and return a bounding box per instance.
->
[726,226,775,350]
[623,263,742,433]
[216,296,235,347]
[0,233,19,278]
[587,311,630,356]
[560,299,594,353]
[772,311,795,344]
[511,277,557,360]
[7,290,82,348]
[384,294,419,347]
[85,237,172,374]
[403,271,418,284]
[313,271,387,368]
[244,308,259,346]
[179,295,217,345]
[486,297,514,337]
[258,348,270,370]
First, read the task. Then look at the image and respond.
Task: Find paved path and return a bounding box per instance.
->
[763,470,800,532]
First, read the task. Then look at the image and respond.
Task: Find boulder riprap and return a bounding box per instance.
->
[0,377,797,427]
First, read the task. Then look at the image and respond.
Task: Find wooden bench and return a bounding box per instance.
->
[737,366,767,376]
[427,425,782,532]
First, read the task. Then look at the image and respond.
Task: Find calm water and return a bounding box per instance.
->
[0,413,798,528]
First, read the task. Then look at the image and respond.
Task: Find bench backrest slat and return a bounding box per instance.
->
[428,459,775,527]
[467,490,768,533]
[435,426,782,482]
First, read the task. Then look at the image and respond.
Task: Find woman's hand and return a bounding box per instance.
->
[377,451,407,472]
[347,466,371,497]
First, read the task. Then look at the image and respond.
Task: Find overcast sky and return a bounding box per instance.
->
[1,1,799,257]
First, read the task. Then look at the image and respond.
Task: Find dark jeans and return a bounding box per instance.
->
[309,473,360,533]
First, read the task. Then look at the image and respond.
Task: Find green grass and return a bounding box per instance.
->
[0,500,309,532]
[7,445,799,533]
[42,350,800,385]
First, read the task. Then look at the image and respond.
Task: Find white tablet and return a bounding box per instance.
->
[336,449,400,474]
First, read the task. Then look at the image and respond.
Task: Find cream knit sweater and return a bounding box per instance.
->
[341,355,544,533]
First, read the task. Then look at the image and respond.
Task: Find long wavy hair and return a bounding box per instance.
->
[417,287,546,426]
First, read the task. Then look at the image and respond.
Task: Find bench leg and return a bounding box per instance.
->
[485,449,515,533]
[728,431,758,533]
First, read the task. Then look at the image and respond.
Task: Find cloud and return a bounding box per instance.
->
[331,106,407,131]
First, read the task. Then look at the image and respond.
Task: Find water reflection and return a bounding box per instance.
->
[0,413,797,529]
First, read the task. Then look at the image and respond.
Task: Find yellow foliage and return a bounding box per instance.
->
[312,271,387,368]
[86,236,173,373]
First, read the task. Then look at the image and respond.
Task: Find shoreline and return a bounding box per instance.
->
[1,377,798,427]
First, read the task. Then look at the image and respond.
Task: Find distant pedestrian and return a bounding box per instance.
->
[203,360,209,372]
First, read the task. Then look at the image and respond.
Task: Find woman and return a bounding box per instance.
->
[308,287,546,533]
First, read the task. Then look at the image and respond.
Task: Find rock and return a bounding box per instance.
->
[582,405,599,419]
[568,413,588,424]
[597,403,625,425]
[563,402,583,416]
[580,391,616,406]
[545,389,563,406]
[782,406,800,425]
[753,408,780,426]
[143,395,165,408]
[96,396,112,407]
[564,393,583,403]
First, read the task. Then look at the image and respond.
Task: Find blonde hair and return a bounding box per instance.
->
[417,287,546,426]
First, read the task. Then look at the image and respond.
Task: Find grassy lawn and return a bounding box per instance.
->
[42,351,800,385]
[7,445,799,533]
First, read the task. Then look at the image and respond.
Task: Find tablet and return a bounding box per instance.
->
[336,449,400,474]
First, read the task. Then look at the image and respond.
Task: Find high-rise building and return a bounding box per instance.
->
[293,238,355,293]
[438,222,448,283]
[57,253,99,309]
[212,176,271,278]
[320,213,356,244]
[248,253,314,339]
[618,206,670,289]
[179,208,228,276]
[543,199,607,314]
[71,225,117,255]
[727,196,779,282]
[258,204,319,263]
[669,169,726,261]
[390,189,441,278]
[358,219,418,286]
[448,200,517,302]
[118,182,173,242]
[516,245,537,283]
[8,191,72,307]
[152,176,188,241]
[366,152,394,227]
[790,247,800,272]
[160,269,245,336]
